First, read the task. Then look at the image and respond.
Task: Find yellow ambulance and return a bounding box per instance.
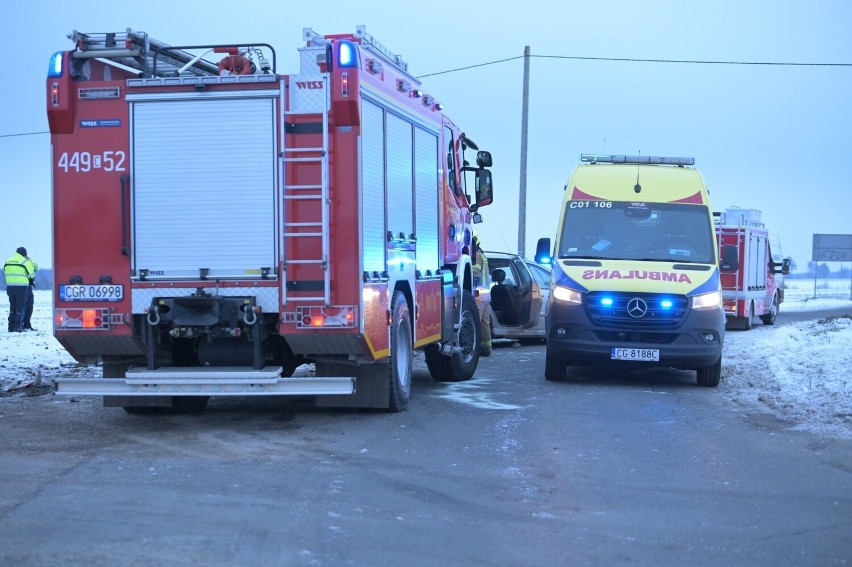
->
[534,154,726,386]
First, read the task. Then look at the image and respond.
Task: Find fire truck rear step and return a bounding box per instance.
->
[55,366,355,396]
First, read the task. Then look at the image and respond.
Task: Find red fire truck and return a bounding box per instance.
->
[47,27,497,413]
[715,208,790,330]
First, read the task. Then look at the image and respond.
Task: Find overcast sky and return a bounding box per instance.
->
[1,0,850,270]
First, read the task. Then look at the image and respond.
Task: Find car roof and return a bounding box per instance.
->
[485,251,551,270]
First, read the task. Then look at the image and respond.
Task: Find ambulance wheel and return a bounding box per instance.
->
[545,349,567,381]
[426,290,479,382]
[760,296,778,325]
[388,291,412,412]
[696,358,722,387]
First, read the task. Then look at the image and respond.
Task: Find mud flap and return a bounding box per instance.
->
[314,361,390,409]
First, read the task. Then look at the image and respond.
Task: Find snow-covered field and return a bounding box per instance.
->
[2,290,851,438]
[784,276,852,303]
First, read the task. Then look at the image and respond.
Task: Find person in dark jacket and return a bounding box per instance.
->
[22,251,39,331]
[4,247,29,332]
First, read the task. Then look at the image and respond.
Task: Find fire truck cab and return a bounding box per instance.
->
[715,208,790,330]
[46,27,495,413]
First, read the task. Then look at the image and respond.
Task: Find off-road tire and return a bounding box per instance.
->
[388,291,412,412]
[760,295,778,325]
[426,290,479,382]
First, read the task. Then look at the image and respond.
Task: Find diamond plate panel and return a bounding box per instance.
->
[132,287,279,314]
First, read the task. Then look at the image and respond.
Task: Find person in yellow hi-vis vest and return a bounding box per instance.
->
[471,234,492,356]
[4,247,30,333]
[22,251,39,331]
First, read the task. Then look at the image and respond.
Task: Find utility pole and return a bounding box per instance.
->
[517,45,530,258]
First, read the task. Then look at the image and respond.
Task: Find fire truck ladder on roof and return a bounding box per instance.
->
[281,78,330,305]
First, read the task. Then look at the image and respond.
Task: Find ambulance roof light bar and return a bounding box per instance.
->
[581,154,695,166]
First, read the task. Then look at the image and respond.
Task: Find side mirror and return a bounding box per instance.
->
[476,151,492,168]
[475,169,493,208]
[535,237,552,265]
[720,244,739,271]
[773,258,791,275]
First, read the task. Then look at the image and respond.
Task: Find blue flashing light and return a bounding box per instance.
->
[601,297,614,307]
[337,40,359,68]
[48,51,64,77]
[660,299,673,309]
[539,256,552,265]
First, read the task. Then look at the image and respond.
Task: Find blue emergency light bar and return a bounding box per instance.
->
[337,40,358,68]
[580,154,695,166]
[48,51,64,77]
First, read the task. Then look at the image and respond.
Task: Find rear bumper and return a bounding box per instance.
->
[55,366,355,396]
[546,303,724,370]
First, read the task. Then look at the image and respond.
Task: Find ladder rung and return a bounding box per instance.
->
[284,147,325,153]
[284,184,322,190]
[288,296,325,302]
[284,195,322,201]
[284,232,323,237]
[283,157,323,163]
[285,222,322,227]
[286,259,324,265]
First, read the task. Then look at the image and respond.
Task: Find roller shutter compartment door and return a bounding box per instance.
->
[132,97,276,279]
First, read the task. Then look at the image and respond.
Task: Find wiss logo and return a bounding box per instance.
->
[295,81,324,89]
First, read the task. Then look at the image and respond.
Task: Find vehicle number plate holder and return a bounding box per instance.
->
[611,347,659,362]
[59,284,124,302]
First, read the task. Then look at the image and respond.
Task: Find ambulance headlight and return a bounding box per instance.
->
[692,291,722,310]
[552,285,583,305]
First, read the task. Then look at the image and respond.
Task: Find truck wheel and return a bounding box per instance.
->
[545,349,567,381]
[696,358,722,387]
[426,290,479,382]
[760,296,778,325]
[388,291,412,412]
[744,302,755,330]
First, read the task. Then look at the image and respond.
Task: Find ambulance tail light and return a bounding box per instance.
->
[296,306,356,329]
[54,308,123,330]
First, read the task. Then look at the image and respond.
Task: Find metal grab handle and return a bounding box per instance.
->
[120,174,130,256]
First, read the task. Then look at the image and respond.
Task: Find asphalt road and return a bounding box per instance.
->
[2,324,851,567]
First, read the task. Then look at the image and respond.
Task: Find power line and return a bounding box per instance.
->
[0,131,49,138]
[3,53,848,138]
[417,53,852,78]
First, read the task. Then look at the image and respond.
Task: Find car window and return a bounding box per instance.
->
[511,258,532,286]
[487,256,517,286]
[527,263,551,290]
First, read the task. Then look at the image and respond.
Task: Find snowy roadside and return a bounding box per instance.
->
[2,290,851,439]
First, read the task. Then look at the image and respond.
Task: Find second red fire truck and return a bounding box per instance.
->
[715,208,790,330]
[47,26,499,412]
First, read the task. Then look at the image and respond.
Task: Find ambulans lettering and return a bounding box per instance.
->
[295,81,324,89]
[57,151,126,173]
[581,269,692,283]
